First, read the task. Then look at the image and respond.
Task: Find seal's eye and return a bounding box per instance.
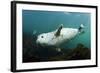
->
[41,36,44,38]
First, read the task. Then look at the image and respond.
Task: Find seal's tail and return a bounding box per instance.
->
[78,24,84,32]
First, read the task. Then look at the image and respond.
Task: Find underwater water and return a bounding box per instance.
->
[22,10,91,62]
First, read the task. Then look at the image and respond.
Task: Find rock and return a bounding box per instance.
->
[48,43,90,61]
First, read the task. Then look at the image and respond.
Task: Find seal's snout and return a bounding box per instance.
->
[36,39,41,46]
[36,38,39,44]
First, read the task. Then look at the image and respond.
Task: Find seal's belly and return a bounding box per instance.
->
[61,28,78,39]
[47,28,78,46]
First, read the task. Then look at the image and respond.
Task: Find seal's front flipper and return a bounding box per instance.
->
[32,30,38,41]
[55,24,63,37]
[56,48,61,52]
[33,30,37,36]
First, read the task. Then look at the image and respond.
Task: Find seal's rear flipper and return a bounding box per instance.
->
[55,24,63,37]
[78,24,84,33]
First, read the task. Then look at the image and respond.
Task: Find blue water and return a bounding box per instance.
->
[22,10,91,49]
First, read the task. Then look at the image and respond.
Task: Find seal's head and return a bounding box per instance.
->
[36,33,48,46]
